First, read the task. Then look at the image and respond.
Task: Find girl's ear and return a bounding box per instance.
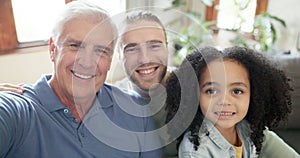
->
[49,37,55,62]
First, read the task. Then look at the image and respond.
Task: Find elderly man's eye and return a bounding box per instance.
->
[67,43,82,51]
[70,43,79,47]
[95,48,106,53]
[94,46,112,58]
[96,49,108,55]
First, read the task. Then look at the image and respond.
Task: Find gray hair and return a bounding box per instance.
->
[51,1,117,47]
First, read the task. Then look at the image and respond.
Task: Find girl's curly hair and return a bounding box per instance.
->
[165,46,293,153]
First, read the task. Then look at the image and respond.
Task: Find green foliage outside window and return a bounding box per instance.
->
[165,0,287,66]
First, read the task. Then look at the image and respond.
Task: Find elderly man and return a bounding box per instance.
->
[0,1,161,158]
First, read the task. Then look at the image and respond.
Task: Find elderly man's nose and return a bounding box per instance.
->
[77,48,98,68]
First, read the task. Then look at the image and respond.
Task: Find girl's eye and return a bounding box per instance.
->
[232,89,243,95]
[205,88,217,95]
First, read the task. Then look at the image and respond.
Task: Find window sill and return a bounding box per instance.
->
[0,45,49,56]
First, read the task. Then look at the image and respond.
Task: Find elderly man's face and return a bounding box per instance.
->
[49,17,114,102]
[121,21,168,92]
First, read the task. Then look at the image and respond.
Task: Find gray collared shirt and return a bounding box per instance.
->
[0,75,161,158]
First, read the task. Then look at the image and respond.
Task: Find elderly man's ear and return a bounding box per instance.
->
[49,37,56,62]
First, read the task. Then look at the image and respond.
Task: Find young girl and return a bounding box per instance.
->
[165,46,293,157]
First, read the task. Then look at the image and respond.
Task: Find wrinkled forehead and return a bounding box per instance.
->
[60,17,115,47]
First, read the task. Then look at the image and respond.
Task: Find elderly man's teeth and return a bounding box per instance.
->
[72,71,94,79]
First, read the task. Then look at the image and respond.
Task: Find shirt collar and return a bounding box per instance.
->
[96,84,114,108]
[31,75,65,112]
[201,119,251,151]
[201,119,233,150]
[31,75,114,113]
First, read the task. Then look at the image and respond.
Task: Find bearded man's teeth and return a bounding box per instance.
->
[139,68,155,74]
[73,71,94,79]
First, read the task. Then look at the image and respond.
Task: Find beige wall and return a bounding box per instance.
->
[0,47,52,84]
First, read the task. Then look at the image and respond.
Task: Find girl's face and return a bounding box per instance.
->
[199,59,250,131]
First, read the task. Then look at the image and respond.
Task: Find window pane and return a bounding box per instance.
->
[11,0,65,43]
[217,0,256,32]
[11,0,126,43]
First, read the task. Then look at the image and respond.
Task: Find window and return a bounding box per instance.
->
[217,0,256,32]
[205,0,269,32]
[11,0,65,43]
[0,0,125,52]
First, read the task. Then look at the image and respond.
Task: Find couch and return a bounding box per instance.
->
[272,53,300,153]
